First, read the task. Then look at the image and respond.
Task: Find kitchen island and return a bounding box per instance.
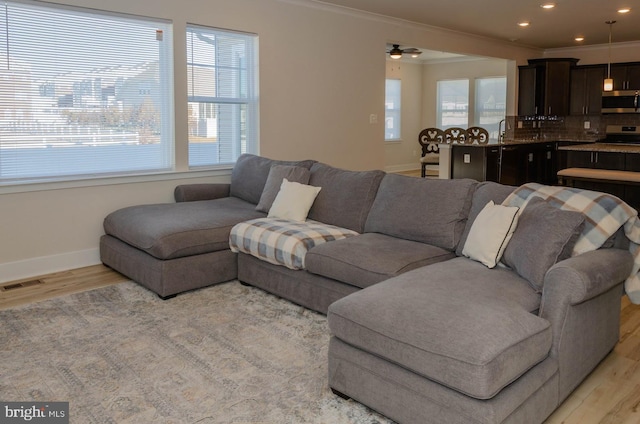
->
[557,142,640,209]
[445,139,559,186]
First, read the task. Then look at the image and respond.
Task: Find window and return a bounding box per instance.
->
[187,25,258,167]
[385,79,401,140]
[437,79,469,129]
[475,77,506,140]
[437,77,506,141]
[0,2,173,184]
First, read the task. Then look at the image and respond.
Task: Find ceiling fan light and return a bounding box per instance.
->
[389,45,403,59]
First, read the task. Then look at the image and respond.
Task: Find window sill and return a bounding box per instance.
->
[385,139,404,144]
[0,167,233,195]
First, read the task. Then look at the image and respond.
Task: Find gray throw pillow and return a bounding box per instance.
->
[255,165,311,212]
[502,196,585,292]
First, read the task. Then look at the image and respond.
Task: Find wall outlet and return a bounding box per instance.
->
[584,121,591,129]
[463,154,471,164]
[369,114,378,124]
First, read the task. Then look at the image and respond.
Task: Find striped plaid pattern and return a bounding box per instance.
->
[229,218,359,270]
[503,183,640,303]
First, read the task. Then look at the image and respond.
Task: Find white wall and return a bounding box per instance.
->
[0,0,544,282]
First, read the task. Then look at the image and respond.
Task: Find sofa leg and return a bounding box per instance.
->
[421,164,426,178]
[239,281,252,287]
[331,388,351,401]
[159,293,177,300]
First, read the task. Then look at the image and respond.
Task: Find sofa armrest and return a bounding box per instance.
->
[540,248,632,402]
[174,183,231,202]
[542,248,632,307]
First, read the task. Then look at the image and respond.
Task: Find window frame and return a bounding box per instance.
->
[0,1,176,187]
[186,24,259,168]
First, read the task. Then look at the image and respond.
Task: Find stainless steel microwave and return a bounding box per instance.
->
[602,90,639,113]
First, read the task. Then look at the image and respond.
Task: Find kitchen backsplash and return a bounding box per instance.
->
[505,114,640,142]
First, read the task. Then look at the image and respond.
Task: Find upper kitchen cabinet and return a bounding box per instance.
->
[518,58,578,117]
[610,62,640,90]
[570,65,606,115]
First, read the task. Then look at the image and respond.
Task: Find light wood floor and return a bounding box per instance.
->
[1,265,640,423]
[0,264,128,310]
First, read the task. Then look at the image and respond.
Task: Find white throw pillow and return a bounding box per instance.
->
[462,201,519,268]
[268,178,322,221]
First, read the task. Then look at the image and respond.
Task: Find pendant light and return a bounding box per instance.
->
[603,20,616,92]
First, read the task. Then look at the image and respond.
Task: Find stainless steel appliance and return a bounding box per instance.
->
[602,90,639,113]
[600,125,640,144]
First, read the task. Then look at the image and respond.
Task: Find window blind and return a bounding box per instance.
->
[186,24,258,167]
[0,1,173,184]
[384,79,401,140]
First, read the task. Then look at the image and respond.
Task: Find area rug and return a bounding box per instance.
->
[0,281,394,423]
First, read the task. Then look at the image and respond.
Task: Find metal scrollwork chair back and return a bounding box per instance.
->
[418,128,445,178]
[466,126,490,145]
[444,127,468,144]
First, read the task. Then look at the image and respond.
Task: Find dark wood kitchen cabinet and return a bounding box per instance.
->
[610,62,640,90]
[451,142,557,185]
[500,142,557,186]
[564,150,626,199]
[518,58,578,116]
[570,65,606,115]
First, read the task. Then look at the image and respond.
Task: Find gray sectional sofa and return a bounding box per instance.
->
[100,153,634,424]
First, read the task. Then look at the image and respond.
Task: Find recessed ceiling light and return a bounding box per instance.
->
[575,36,585,41]
[518,21,530,27]
[541,3,555,9]
[618,8,631,14]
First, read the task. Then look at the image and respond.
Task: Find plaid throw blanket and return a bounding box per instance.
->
[503,183,640,304]
[229,218,359,270]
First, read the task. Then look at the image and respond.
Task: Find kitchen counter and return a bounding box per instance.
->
[442,138,597,147]
[558,143,640,154]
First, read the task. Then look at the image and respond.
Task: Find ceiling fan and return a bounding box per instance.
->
[387,44,422,59]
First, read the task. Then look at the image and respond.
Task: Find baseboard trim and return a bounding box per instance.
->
[385,163,421,173]
[0,248,101,283]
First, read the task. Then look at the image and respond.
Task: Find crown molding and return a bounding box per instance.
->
[276,0,542,52]
[544,39,640,55]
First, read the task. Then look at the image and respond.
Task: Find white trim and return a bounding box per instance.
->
[279,0,539,51]
[0,168,232,195]
[545,39,640,56]
[385,163,420,173]
[0,248,101,284]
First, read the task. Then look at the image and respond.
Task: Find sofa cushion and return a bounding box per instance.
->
[328,257,548,400]
[456,181,516,257]
[305,233,456,289]
[103,197,265,260]
[364,174,478,250]
[255,165,311,213]
[230,154,315,205]
[502,196,585,292]
[307,163,385,233]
